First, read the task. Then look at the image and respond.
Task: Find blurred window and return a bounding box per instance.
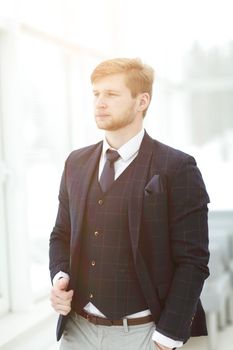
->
[19,32,71,298]
[0,102,9,316]
[185,44,233,211]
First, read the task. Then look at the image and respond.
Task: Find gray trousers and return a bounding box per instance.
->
[60,312,156,350]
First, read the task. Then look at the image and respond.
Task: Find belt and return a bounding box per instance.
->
[79,310,153,326]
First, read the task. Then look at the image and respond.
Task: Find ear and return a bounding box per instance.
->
[136,93,150,113]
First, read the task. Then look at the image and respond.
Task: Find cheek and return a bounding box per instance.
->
[93,99,99,109]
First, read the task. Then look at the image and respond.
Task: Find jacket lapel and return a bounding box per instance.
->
[70,142,102,256]
[128,132,154,261]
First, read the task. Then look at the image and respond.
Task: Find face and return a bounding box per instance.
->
[92,73,142,132]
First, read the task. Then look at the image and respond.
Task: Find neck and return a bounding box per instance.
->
[105,124,143,149]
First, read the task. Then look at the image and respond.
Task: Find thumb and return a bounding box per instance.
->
[58,277,69,290]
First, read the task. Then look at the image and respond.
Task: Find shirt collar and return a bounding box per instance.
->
[102,129,145,161]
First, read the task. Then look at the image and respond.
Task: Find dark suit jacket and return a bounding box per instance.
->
[49,131,210,342]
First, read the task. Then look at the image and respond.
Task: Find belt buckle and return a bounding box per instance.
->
[86,314,100,326]
[91,315,98,325]
[85,313,92,322]
[105,319,113,326]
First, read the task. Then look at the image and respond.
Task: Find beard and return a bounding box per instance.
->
[95,109,136,132]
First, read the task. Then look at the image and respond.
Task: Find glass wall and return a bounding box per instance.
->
[19,31,70,298]
[0,85,9,316]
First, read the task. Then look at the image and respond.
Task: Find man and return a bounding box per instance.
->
[49,58,210,350]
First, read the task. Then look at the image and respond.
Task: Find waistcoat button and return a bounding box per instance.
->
[91,260,96,266]
[98,199,104,205]
[94,231,99,236]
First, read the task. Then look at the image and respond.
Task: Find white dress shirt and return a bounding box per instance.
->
[54,128,183,348]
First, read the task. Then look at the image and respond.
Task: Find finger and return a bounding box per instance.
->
[51,288,73,301]
[51,298,70,309]
[50,294,72,307]
[53,303,72,315]
[58,278,69,290]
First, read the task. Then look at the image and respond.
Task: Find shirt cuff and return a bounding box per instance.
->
[52,271,70,285]
[152,329,183,348]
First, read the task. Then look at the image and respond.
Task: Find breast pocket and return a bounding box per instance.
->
[145,174,167,194]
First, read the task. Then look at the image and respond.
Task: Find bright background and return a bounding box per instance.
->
[0,1,233,349]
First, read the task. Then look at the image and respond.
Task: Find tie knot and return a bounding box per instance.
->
[106,149,120,164]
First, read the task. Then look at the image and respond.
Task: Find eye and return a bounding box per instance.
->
[107,92,117,97]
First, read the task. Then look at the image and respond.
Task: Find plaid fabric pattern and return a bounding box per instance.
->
[49,132,210,341]
[73,160,148,319]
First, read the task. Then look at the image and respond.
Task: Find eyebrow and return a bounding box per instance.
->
[93,89,120,94]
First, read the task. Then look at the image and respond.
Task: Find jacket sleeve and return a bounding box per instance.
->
[156,154,210,341]
[49,159,71,281]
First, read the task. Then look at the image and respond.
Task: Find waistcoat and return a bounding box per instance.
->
[72,158,148,319]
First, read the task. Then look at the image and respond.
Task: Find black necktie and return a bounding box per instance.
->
[99,149,120,193]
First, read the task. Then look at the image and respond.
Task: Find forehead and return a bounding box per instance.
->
[92,73,129,91]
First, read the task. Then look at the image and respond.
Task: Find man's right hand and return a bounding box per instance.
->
[50,277,74,316]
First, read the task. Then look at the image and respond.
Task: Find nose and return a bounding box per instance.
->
[95,96,107,108]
